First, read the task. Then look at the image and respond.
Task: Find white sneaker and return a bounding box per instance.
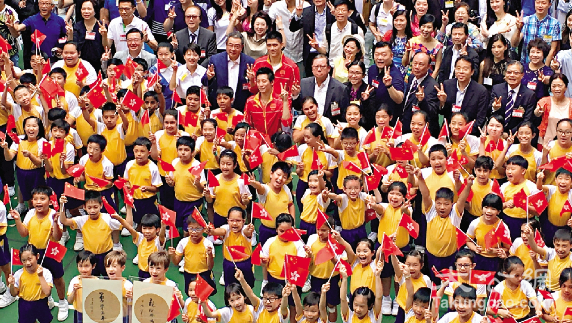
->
[368,232,378,241]
[48,296,55,309]
[302,278,311,293]
[59,231,70,246]
[58,300,69,321]
[0,282,6,294]
[392,300,399,316]
[0,292,16,308]
[8,186,15,196]
[121,227,131,236]
[208,235,223,245]
[260,280,268,297]
[74,235,84,251]
[219,274,225,285]
[179,259,185,273]
[133,255,139,265]
[382,297,392,315]
[120,206,126,214]
[113,243,123,251]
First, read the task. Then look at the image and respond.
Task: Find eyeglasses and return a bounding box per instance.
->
[312,65,328,70]
[455,263,472,268]
[505,70,522,75]
[185,15,200,19]
[557,130,572,135]
[118,7,133,12]
[126,38,141,43]
[262,297,280,302]
[188,228,203,232]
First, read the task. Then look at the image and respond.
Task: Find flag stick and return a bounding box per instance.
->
[225,246,238,269]
[526,196,529,224]
[327,257,341,283]
[10,248,13,275]
[389,118,400,140]
[39,217,54,267]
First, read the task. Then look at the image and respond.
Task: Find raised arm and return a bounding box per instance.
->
[455,175,474,215]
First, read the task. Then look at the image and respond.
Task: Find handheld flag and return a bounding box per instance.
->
[398,214,419,239]
[45,240,67,262]
[64,183,85,200]
[251,202,272,221]
[158,205,176,227]
[195,275,214,302]
[102,197,115,215]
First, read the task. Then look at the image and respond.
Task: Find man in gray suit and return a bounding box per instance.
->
[292,54,349,123]
[102,28,157,72]
[174,5,216,65]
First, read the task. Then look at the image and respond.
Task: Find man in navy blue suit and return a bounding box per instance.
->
[202,31,255,111]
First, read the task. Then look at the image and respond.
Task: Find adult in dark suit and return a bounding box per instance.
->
[292,55,349,123]
[437,22,480,83]
[489,61,536,135]
[402,52,440,137]
[289,0,335,77]
[202,32,255,112]
[174,5,216,65]
[368,41,405,122]
[436,55,489,135]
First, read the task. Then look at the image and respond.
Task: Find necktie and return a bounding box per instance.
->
[505,89,515,124]
[190,33,197,44]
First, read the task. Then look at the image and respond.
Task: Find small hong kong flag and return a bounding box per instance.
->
[75,61,89,81]
[314,244,335,265]
[562,200,572,216]
[391,120,403,139]
[50,191,59,212]
[342,161,362,174]
[123,187,135,208]
[379,126,392,140]
[394,165,408,178]
[248,147,263,169]
[311,150,322,171]
[469,270,495,285]
[102,197,115,215]
[121,90,144,112]
[438,119,449,140]
[398,213,419,239]
[189,161,207,176]
[12,248,22,266]
[3,184,9,205]
[158,205,176,227]
[365,209,377,223]
[66,164,85,178]
[316,209,329,231]
[252,202,272,221]
[538,289,553,301]
[380,233,403,262]
[88,176,111,188]
[363,128,376,145]
[334,258,353,276]
[284,258,310,287]
[45,240,67,262]
[528,191,548,214]
[167,297,181,322]
[487,290,501,314]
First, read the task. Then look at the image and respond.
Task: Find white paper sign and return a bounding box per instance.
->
[82,278,124,323]
[132,280,174,323]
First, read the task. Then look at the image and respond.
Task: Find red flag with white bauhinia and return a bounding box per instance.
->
[284,256,310,287]
[365,209,377,223]
[50,191,59,211]
[147,71,159,88]
[334,258,353,276]
[491,179,504,202]
[357,151,372,174]
[534,229,545,248]
[398,213,419,239]
[528,191,548,214]
[248,147,263,169]
[328,235,345,256]
[380,233,403,261]
[379,126,392,140]
[66,164,85,178]
[277,145,298,160]
[191,207,207,228]
[114,177,128,190]
[455,227,468,250]
[520,317,542,323]
[446,149,461,172]
[189,161,207,176]
[251,244,262,266]
[11,248,22,266]
[88,176,111,188]
[75,61,89,81]
[487,290,501,314]
[140,109,150,125]
[363,128,376,145]
[169,225,180,239]
[316,209,329,231]
[431,283,437,298]
[158,205,176,227]
[207,170,219,187]
[394,165,408,178]
[391,120,403,139]
[494,222,512,246]
[31,29,46,47]
[538,289,553,300]
[469,270,495,285]
[311,149,322,171]
[64,183,85,200]
[240,173,249,186]
[438,119,449,140]
[121,90,144,112]
[45,240,67,262]
[123,186,135,208]
[562,200,572,216]
[102,197,115,215]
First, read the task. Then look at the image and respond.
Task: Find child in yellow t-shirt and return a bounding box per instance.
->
[462,156,494,231]
[141,89,165,136]
[116,89,142,161]
[340,258,383,323]
[444,249,487,311]
[67,250,97,322]
[298,169,329,240]
[541,119,572,185]
[201,280,253,323]
[509,220,546,281]
[236,268,290,323]
[184,276,217,323]
[527,225,572,292]
[77,134,116,208]
[44,120,75,199]
[541,268,572,321]
[211,86,244,143]
[7,244,53,323]
[195,118,222,170]
[177,86,204,137]
[402,279,431,323]
[478,115,507,180]
[290,284,328,323]
[391,251,432,321]
[537,168,572,244]
[103,250,133,323]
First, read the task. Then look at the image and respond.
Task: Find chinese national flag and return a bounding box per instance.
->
[389,146,414,161]
[195,275,214,302]
[158,205,176,227]
[311,150,322,171]
[3,184,9,205]
[11,248,22,266]
[189,161,207,176]
[357,151,372,174]
[45,240,67,262]
[528,191,548,214]
[342,161,362,174]
[50,192,59,212]
[231,115,244,127]
[53,139,64,155]
[334,259,353,276]
[191,207,208,228]
[75,61,89,81]
[365,171,382,191]
[251,244,262,266]
[241,173,249,186]
[284,258,310,287]
[458,180,474,202]
[565,307,572,317]
[314,244,335,265]
[562,200,572,216]
[538,289,553,300]
[391,120,403,139]
[503,317,518,323]
[200,88,209,106]
[173,91,182,104]
[123,58,138,79]
[419,126,431,147]
[123,187,135,208]
[380,233,403,261]
[277,145,298,160]
[140,109,150,125]
[186,111,199,127]
[42,141,52,158]
[0,35,12,53]
[64,183,85,200]
[487,290,501,314]
[521,317,542,323]
[402,139,419,153]
[458,121,474,138]
[31,29,46,46]
[252,202,272,221]
[157,59,167,70]
[159,159,176,172]
[248,147,263,169]
[469,270,495,285]
[167,297,181,322]
[438,119,449,140]
[102,197,115,215]
[513,189,528,210]
[114,177,128,190]
[484,228,499,249]
[121,90,144,112]
[398,213,419,239]
[227,246,250,260]
[86,87,107,109]
[455,227,468,250]
[244,130,262,151]
[280,228,301,242]
[213,112,228,122]
[88,176,111,188]
[66,164,85,178]
[6,115,15,132]
[7,132,19,144]
[316,209,329,231]
[41,58,51,75]
[216,127,227,140]
[363,129,376,145]
[379,126,392,140]
[491,179,504,202]
[207,170,219,187]
[40,77,59,98]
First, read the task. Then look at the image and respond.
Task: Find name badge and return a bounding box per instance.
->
[372,79,379,88]
[527,81,537,90]
[543,34,553,42]
[120,34,126,41]
[85,32,96,40]
[512,108,524,118]
[380,18,388,26]
[164,3,171,10]
[180,73,188,81]
[58,37,67,44]
[412,105,420,112]
[445,0,454,8]
[201,50,206,58]
[483,77,492,86]
[242,83,249,90]
[452,105,461,113]
[331,102,340,116]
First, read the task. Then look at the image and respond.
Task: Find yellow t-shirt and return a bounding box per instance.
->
[544,248,572,291]
[11,138,46,170]
[505,145,541,182]
[424,201,462,257]
[71,213,121,254]
[510,238,542,280]
[14,267,53,301]
[298,144,332,183]
[546,185,572,226]
[349,261,376,294]
[221,224,252,262]
[546,291,572,320]
[261,236,305,280]
[501,180,537,219]
[172,158,205,202]
[215,305,255,323]
[467,180,492,217]
[466,217,506,257]
[133,233,161,272]
[336,151,362,189]
[48,141,74,179]
[300,190,328,224]
[61,60,84,97]
[212,108,243,142]
[155,129,189,176]
[75,109,98,145]
[14,105,42,135]
[213,174,247,217]
[395,274,431,310]
[308,234,339,279]
[22,209,59,249]
[545,141,572,184]
[79,154,114,191]
[195,136,221,170]
[377,204,410,248]
[67,276,99,313]
[483,137,507,179]
[364,127,392,167]
[179,107,202,137]
[124,160,162,199]
[98,123,126,166]
[493,280,537,319]
[338,193,367,230]
[122,111,140,146]
[258,184,293,228]
[175,237,213,274]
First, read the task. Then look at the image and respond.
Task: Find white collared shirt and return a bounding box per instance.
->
[328,21,364,66]
[456,80,471,106]
[450,47,461,79]
[314,75,330,115]
[227,56,241,94]
[405,73,427,103]
[107,16,155,52]
[188,27,200,43]
[174,64,207,98]
[507,84,520,103]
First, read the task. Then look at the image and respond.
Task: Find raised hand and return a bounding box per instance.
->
[434,83,446,104]
[246,63,254,82]
[415,85,425,102]
[171,33,178,50]
[382,66,392,87]
[291,81,301,97]
[101,46,111,61]
[460,44,468,56]
[551,57,560,71]
[295,0,303,16]
[361,85,374,101]
[441,10,449,26]
[167,7,176,20]
[492,96,502,110]
[515,10,523,30]
[537,68,546,83]
[280,83,288,102]
[207,64,215,80]
[307,33,320,49]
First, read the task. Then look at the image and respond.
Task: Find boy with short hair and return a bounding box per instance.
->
[404,282,431,323]
[59,190,122,277]
[321,127,364,191]
[9,186,68,318]
[112,213,165,277]
[46,108,83,154]
[177,86,204,137]
[527,227,572,292]
[77,86,103,150]
[1,84,44,135]
[435,283,483,323]
[536,168,572,244]
[462,156,495,231]
[249,161,295,245]
[500,155,539,240]
[210,86,244,142]
[67,251,97,323]
[47,68,81,123]
[141,90,165,136]
[236,269,290,323]
[44,119,76,197]
[168,218,215,296]
[104,250,133,322]
[143,251,184,307]
[115,89,142,161]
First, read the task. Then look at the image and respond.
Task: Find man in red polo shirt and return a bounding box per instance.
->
[243,67,292,135]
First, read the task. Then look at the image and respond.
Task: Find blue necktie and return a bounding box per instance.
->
[505,89,515,124]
